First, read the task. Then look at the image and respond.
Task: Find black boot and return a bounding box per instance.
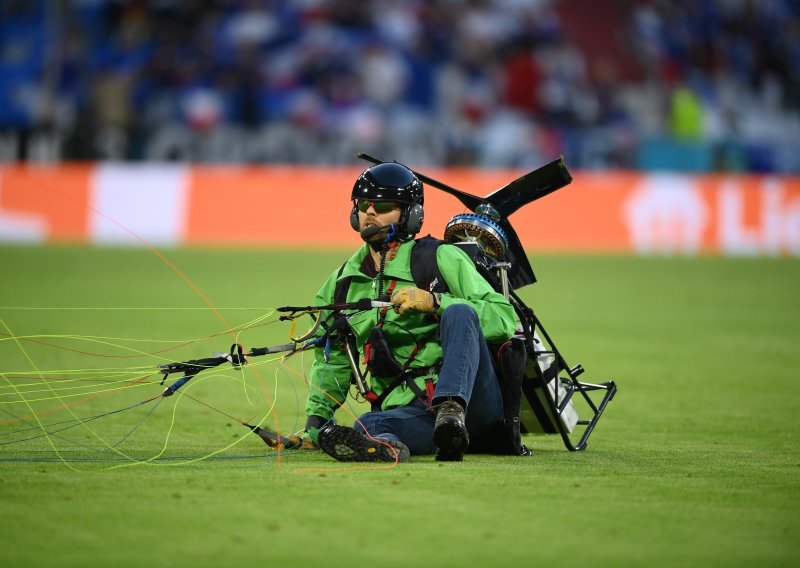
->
[317,425,410,463]
[434,399,469,461]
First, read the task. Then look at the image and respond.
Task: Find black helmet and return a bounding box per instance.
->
[351,162,424,206]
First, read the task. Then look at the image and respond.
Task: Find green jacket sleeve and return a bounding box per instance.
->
[304,270,354,422]
[434,244,517,343]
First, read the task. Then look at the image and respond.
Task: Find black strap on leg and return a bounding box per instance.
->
[365,367,434,412]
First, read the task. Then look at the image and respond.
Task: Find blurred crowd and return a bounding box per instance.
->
[1,0,798,171]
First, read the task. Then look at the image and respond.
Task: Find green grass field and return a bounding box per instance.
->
[1,245,798,567]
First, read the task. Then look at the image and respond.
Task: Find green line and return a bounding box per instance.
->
[1,333,200,344]
[0,369,150,392]
[0,376,155,399]
[0,316,78,470]
[0,378,154,404]
[0,307,276,311]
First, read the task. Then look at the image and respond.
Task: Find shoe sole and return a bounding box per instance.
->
[318,425,410,463]
[433,417,469,461]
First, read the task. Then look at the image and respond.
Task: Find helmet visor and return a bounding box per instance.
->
[355,200,399,214]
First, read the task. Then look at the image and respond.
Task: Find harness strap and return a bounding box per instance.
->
[363,279,397,369]
[403,375,436,411]
[379,279,397,319]
[365,337,436,410]
[424,377,436,407]
[366,366,434,412]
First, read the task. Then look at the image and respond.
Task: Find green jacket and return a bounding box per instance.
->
[305,239,517,421]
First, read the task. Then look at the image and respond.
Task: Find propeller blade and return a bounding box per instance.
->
[485,157,572,218]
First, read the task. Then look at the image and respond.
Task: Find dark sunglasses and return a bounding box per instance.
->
[356,200,398,214]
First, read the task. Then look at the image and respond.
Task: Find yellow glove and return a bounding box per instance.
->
[391,286,437,315]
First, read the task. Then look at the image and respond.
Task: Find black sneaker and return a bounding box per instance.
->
[434,400,469,461]
[317,425,410,463]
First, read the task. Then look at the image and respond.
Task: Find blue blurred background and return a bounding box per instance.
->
[1,0,798,171]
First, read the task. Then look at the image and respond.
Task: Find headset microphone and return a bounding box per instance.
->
[360,224,393,240]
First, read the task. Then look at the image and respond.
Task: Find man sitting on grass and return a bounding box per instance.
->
[303,162,519,462]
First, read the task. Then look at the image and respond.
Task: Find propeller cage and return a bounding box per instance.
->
[444,213,510,260]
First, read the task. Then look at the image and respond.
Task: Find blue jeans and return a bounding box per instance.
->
[354,304,504,454]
